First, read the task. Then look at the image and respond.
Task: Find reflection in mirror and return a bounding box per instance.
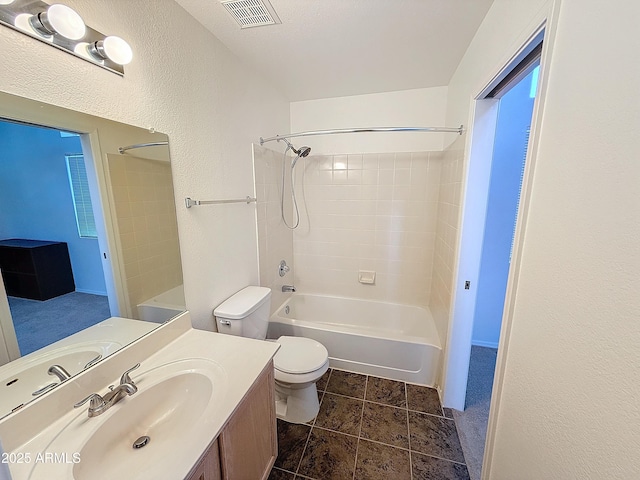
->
[106,152,183,322]
[0,92,184,419]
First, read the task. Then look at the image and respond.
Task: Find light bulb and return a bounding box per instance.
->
[30,4,86,40]
[90,36,132,65]
[102,36,133,65]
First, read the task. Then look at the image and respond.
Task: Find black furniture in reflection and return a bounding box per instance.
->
[0,239,75,301]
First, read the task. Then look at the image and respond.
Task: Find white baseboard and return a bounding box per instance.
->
[75,289,108,296]
[471,339,499,349]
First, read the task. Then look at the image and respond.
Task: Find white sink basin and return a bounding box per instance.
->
[28,358,226,480]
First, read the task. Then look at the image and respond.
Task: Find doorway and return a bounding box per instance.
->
[0,120,113,356]
[453,60,540,478]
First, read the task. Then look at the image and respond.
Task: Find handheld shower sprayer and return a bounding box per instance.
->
[279,139,311,230]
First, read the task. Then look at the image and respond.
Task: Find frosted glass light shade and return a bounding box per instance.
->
[46,4,85,39]
[30,4,86,40]
[0,0,15,5]
[102,36,132,65]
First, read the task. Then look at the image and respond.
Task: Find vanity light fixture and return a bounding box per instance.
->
[0,0,133,75]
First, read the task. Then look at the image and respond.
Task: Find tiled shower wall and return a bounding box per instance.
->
[292,151,442,307]
[108,154,182,318]
[429,136,465,351]
[254,145,294,314]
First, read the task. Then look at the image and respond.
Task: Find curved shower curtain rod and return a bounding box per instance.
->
[259,125,464,145]
[118,141,169,154]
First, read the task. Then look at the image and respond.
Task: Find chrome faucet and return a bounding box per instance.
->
[282,285,296,293]
[48,364,71,382]
[74,363,140,418]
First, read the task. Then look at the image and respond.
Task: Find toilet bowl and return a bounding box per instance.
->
[213,286,329,423]
[272,336,329,423]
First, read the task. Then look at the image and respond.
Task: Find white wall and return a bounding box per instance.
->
[446,0,640,478]
[290,87,449,155]
[0,0,290,330]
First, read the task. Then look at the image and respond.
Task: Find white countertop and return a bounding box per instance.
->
[2,314,279,479]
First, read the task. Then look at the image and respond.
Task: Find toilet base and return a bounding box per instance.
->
[274,381,320,424]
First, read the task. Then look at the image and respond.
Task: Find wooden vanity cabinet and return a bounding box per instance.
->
[187,438,222,480]
[186,360,277,480]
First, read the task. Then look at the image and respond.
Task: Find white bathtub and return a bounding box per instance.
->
[137,285,186,323]
[268,294,441,386]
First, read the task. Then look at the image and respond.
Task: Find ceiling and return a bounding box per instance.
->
[174,0,494,102]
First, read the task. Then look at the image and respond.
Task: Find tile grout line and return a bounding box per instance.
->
[294,369,333,477]
[411,451,469,467]
[308,422,468,467]
[279,370,465,480]
[296,421,467,467]
[312,424,410,451]
[322,390,451,420]
[352,375,368,480]
[406,381,413,480]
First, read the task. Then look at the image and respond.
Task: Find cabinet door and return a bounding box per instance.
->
[186,438,221,480]
[219,361,277,480]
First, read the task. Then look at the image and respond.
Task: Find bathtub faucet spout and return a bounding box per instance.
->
[282,285,296,293]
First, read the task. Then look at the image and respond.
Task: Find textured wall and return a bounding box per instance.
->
[0,0,290,330]
[446,0,640,478]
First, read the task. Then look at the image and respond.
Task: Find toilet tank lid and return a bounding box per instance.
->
[213,286,271,320]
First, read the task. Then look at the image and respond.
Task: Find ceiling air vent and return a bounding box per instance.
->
[220,0,281,29]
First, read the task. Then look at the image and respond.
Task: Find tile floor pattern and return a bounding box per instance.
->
[269,369,470,480]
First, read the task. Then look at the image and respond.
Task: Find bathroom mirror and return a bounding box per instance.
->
[0,90,185,419]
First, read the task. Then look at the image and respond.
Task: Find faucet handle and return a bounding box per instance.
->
[74,393,106,410]
[120,363,140,386]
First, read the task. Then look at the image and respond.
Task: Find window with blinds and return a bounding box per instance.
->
[65,154,97,238]
[509,127,530,261]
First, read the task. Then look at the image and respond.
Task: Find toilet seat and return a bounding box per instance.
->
[273,336,329,384]
[274,336,328,374]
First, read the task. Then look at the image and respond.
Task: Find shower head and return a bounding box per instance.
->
[280,137,311,160]
[296,146,311,158]
[291,146,311,168]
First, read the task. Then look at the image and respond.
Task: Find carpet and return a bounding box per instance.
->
[453,345,498,480]
[8,292,111,356]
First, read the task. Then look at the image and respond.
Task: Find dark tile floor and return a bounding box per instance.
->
[269,368,470,480]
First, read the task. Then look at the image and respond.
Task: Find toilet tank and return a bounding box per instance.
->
[213,286,271,339]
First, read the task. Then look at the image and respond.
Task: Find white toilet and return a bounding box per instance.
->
[213,286,329,424]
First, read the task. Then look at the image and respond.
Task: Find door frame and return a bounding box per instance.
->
[441,1,562,476]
